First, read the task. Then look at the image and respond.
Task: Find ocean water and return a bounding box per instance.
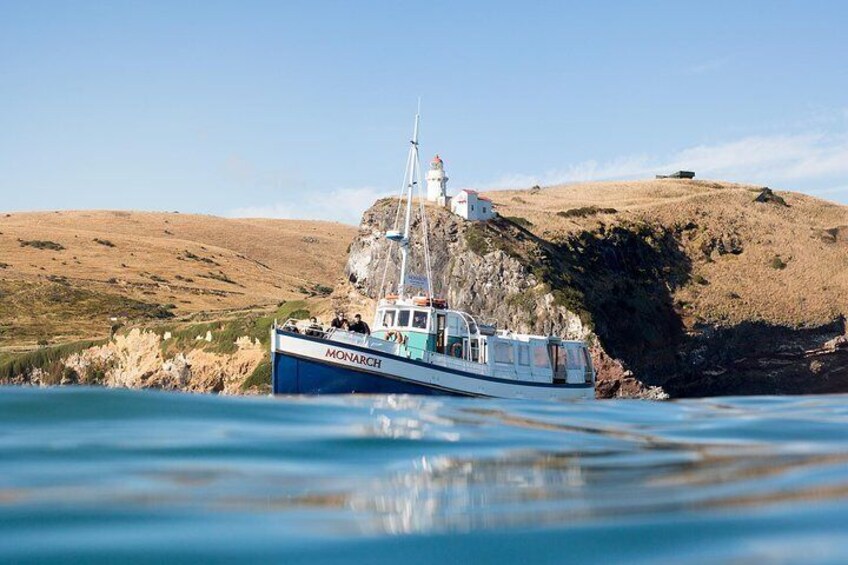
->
[1,388,848,564]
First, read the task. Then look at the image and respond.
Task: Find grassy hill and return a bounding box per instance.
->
[5,179,848,397]
[486,179,848,331]
[0,211,357,350]
[466,178,848,396]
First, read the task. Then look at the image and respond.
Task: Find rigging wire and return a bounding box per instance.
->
[414,151,435,299]
[378,140,415,299]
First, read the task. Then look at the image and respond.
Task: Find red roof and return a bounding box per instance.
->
[458,188,492,202]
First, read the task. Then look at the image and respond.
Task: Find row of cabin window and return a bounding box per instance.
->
[492,342,588,370]
[381,309,429,330]
[493,342,551,368]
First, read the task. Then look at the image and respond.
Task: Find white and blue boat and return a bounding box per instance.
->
[271,112,595,400]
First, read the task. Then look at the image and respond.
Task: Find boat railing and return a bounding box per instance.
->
[420,349,489,376]
[278,319,491,374]
[328,329,401,355]
[278,320,402,355]
[280,318,332,339]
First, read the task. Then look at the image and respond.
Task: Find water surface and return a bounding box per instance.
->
[1,387,847,563]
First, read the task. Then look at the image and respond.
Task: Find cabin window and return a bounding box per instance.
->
[382,309,396,328]
[532,346,550,368]
[517,344,530,366]
[582,347,593,383]
[412,310,429,329]
[397,309,410,327]
[494,342,514,364]
[556,346,568,375]
[565,346,587,370]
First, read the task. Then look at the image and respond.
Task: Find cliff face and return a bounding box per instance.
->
[346,199,663,398]
[347,183,848,398]
[347,200,586,337]
[6,328,267,394]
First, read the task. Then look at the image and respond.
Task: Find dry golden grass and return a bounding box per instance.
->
[0,210,356,347]
[485,179,848,329]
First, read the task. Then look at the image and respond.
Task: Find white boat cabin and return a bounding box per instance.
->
[369,298,593,385]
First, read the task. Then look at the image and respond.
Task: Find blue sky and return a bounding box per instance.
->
[1,1,847,223]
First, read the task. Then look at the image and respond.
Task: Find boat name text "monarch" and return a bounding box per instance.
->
[325,348,382,369]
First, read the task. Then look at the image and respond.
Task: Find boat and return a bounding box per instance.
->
[271,111,596,400]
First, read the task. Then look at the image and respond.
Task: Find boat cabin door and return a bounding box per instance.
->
[436,313,447,354]
[549,343,566,383]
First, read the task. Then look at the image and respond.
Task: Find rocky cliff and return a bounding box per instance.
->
[346,199,665,398]
[346,180,848,398]
[5,328,266,394]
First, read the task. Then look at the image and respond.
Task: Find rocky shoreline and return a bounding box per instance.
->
[3,328,267,395]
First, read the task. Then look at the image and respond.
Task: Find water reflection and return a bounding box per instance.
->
[2,388,848,550]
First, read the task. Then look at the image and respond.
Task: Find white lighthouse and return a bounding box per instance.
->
[426,154,449,205]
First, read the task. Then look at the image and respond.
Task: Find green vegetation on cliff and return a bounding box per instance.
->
[154,300,310,357]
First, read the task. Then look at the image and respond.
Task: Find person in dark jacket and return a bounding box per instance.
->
[348,314,370,335]
[330,312,348,330]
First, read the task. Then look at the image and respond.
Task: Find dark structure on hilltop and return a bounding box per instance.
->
[656,170,695,179]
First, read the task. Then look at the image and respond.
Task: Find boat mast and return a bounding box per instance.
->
[397,109,420,299]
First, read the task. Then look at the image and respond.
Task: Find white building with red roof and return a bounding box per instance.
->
[451,188,496,221]
[425,153,496,221]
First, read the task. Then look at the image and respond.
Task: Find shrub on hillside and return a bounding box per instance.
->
[241,359,271,393]
[18,239,64,251]
[770,256,787,270]
[464,224,491,256]
[201,271,237,285]
[313,284,333,296]
[505,216,533,228]
[557,206,618,219]
[0,339,107,382]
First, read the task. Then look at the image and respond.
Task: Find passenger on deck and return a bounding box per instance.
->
[330,312,348,330]
[349,314,371,335]
[305,317,323,337]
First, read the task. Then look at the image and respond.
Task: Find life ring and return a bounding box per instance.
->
[412,297,448,308]
[385,330,399,342]
[450,343,463,358]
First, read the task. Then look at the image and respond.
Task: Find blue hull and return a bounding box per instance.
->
[272,351,467,396]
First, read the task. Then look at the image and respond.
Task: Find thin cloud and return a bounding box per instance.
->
[229,186,391,225]
[231,125,848,223]
[687,57,730,75]
[478,130,848,200]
